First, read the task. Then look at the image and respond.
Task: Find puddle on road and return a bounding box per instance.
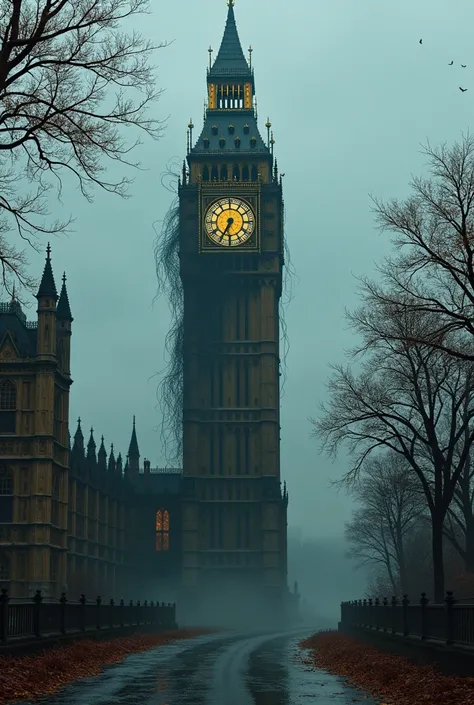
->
[246,635,379,705]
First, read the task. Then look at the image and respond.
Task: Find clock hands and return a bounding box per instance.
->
[219,216,234,242]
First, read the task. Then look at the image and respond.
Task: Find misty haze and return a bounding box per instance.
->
[1,0,474,703]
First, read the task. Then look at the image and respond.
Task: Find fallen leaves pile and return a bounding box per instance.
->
[299,630,474,705]
[0,628,215,704]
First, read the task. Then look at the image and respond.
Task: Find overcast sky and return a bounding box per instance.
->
[23,0,474,540]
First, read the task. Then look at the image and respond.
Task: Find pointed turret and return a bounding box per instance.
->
[71,418,85,475]
[36,243,58,302]
[116,452,123,477]
[57,273,73,321]
[188,2,269,169]
[72,418,84,452]
[36,244,58,357]
[56,272,73,378]
[108,443,116,473]
[97,435,107,473]
[209,1,250,78]
[127,416,140,473]
[87,427,96,457]
[86,427,97,480]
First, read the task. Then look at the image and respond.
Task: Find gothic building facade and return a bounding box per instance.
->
[0,3,290,614]
[0,251,181,600]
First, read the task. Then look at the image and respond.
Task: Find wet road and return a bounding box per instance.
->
[19,629,377,705]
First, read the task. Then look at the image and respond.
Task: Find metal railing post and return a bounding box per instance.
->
[0,589,9,643]
[420,593,428,640]
[60,592,67,635]
[33,589,42,638]
[374,598,380,630]
[402,594,410,637]
[391,596,397,634]
[96,596,102,630]
[109,598,114,629]
[80,594,86,632]
[445,591,455,645]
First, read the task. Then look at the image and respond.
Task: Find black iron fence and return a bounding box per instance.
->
[340,592,474,648]
[0,589,177,644]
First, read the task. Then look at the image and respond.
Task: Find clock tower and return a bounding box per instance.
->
[179,1,288,624]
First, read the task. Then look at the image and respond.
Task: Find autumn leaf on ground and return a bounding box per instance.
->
[0,628,214,704]
[299,631,474,705]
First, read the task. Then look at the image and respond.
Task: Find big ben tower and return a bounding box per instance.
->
[179,0,288,624]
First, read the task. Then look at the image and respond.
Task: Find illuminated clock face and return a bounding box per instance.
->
[204,197,256,247]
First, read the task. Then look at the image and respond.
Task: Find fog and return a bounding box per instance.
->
[16,0,474,616]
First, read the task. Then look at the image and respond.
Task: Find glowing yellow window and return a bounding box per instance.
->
[155,509,169,551]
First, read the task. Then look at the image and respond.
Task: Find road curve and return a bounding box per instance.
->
[17,628,377,705]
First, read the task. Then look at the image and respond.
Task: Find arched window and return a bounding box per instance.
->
[0,380,16,410]
[242,165,249,182]
[0,466,13,524]
[211,166,218,182]
[251,166,258,182]
[0,552,10,582]
[202,166,209,181]
[220,165,228,181]
[232,164,240,181]
[155,509,170,551]
[0,380,16,433]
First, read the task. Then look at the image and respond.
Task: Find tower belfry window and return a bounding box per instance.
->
[242,165,249,182]
[232,164,240,181]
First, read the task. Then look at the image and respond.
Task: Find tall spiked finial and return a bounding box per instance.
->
[248,45,253,68]
[36,242,58,301]
[265,118,271,147]
[208,45,213,70]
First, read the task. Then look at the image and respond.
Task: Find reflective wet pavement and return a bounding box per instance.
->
[15,629,378,705]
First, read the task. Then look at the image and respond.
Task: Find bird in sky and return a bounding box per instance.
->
[459,87,468,92]
[419,38,422,44]
[449,61,454,65]
[462,64,467,68]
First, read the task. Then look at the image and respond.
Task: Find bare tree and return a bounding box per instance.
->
[353,133,474,362]
[312,307,474,602]
[444,449,474,573]
[0,0,166,295]
[345,452,423,594]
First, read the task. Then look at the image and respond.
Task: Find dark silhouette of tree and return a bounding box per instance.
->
[352,133,474,362]
[0,0,166,295]
[312,306,474,602]
[444,446,474,573]
[345,452,423,594]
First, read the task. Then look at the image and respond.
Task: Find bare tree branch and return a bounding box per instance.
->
[0,0,167,296]
[352,133,474,361]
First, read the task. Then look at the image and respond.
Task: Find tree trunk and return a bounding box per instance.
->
[465,518,474,573]
[432,517,445,603]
